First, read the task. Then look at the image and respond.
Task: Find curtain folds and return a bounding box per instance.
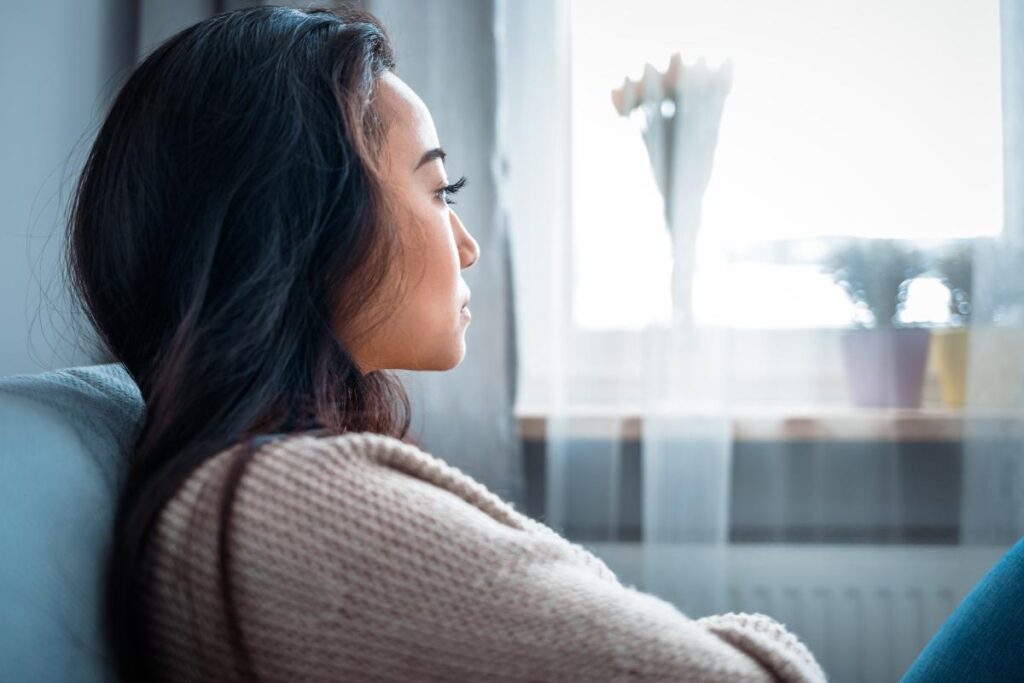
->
[959,0,1024,545]
[504,2,1024,682]
[614,56,735,616]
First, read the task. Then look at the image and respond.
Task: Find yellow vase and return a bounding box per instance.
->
[931,328,968,408]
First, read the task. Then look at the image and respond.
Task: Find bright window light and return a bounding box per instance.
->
[571,0,1002,329]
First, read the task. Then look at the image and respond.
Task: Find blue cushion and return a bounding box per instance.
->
[0,363,143,683]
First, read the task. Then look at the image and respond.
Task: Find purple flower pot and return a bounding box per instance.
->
[839,328,931,409]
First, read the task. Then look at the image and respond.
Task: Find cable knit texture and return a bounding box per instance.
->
[143,431,827,682]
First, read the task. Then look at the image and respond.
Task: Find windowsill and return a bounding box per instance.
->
[515,406,1024,442]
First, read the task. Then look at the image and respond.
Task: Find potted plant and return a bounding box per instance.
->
[931,240,973,408]
[825,239,930,408]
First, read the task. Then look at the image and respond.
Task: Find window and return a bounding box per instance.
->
[570,0,1002,330]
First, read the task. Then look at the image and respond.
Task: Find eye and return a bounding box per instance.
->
[435,175,467,206]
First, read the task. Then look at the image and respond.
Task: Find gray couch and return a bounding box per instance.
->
[0,363,143,682]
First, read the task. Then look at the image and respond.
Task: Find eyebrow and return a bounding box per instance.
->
[415,147,447,171]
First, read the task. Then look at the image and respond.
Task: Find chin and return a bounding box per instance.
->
[439,338,467,371]
[441,347,466,371]
[400,345,465,372]
[404,329,467,372]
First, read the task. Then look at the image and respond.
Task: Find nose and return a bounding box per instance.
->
[452,210,479,270]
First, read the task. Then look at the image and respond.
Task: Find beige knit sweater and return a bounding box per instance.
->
[142,431,827,682]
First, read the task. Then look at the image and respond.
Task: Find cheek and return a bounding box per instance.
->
[419,213,461,294]
[395,210,461,327]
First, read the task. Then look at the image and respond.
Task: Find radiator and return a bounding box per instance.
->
[585,542,1007,683]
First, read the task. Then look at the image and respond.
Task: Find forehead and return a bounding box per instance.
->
[375,72,439,169]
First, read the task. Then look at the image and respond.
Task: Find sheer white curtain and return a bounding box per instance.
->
[960,0,1024,545]
[498,0,576,539]
[615,57,735,617]
[502,0,736,617]
[504,2,1024,682]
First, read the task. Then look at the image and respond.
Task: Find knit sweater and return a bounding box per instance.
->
[142,431,827,682]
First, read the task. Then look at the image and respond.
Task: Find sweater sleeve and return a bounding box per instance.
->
[145,432,827,683]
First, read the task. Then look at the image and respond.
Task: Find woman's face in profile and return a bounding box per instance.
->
[341,71,480,373]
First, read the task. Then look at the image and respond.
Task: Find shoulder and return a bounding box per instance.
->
[151,429,618,584]
[146,430,619,614]
[258,431,528,529]
[158,430,533,551]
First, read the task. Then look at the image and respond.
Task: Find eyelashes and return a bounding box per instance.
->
[436,175,467,205]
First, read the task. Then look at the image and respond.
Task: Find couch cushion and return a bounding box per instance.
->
[0,363,143,682]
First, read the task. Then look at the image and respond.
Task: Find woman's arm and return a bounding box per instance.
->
[146,432,826,682]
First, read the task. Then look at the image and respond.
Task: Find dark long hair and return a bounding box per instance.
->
[64,5,410,681]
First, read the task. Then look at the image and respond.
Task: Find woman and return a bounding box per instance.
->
[68,5,825,681]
